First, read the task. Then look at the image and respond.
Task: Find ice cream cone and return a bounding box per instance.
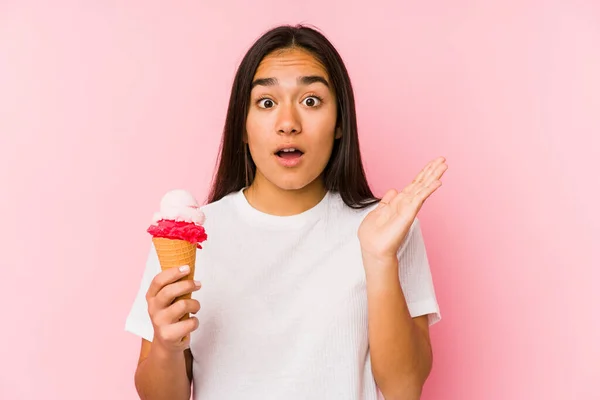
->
[152,237,196,321]
[147,189,207,343]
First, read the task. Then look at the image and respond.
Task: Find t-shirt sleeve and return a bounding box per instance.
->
[124,243,161,342]
[397,218,441,326]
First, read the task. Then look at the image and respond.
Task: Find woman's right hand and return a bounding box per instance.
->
[145,265,202,353]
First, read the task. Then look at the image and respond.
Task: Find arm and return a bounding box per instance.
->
[134,339,193,400]
[364,256,432,400]
[133,264,202,400]
[357,157,448,399]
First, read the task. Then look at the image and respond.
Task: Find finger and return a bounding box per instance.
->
[422,161,448,188]
[410,164,431,186]
[147,265,193,299]
[400,165,446,208]
[404,157,444,198]
[420,157,446,183]
[156,299,201,324]
[155,279,201,309]
[416,179,443,202]
[413,157,442,185]
[156,316,199,344]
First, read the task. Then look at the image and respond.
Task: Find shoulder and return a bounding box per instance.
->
[198,190,240,226]
[328,191,379,215]
[199,192,235,213]
[326,191,380,229]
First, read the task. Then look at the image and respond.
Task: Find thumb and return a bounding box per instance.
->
[377,189,398,208]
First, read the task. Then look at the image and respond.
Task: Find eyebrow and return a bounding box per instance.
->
[251,75,330,89]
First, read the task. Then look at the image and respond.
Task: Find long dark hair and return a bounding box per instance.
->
[206,24,378,209]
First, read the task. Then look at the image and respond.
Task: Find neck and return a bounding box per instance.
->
[244,175,327,217]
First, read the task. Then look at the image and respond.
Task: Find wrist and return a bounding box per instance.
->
[149,341,185,364]
[361,250,397,269]
[362,256,399,282]
[364,265,402,297]
[364,265,398,282]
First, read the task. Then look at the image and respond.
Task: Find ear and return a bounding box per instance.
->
[243,131,248,144]
[334,126,342,139]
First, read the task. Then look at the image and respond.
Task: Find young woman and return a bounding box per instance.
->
[126,24,447,400]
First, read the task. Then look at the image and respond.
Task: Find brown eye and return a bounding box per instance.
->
[258,98,275,108]
[302,96,321,107]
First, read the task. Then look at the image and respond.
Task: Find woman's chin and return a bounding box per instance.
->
[254,167,324,193]
[274,176,325,193]
[274,181,311,192]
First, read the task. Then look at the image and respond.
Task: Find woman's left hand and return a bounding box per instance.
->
[358,156,448,263]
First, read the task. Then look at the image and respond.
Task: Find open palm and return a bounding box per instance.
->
[358,157,448,260]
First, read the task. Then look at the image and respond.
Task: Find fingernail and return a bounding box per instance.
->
[179,265,190,273]
[194,280,202,287]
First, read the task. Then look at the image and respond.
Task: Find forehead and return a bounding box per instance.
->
[253,47,330,80]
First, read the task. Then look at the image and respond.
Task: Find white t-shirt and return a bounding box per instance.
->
[125,188,441,400]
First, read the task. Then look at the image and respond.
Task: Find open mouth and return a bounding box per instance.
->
[275,148,304,159]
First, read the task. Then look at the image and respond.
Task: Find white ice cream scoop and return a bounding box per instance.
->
[151,189,206,225]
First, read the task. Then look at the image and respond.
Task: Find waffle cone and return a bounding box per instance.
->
[152,237,197,322]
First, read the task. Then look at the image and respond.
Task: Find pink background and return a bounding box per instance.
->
[1,1,598,399]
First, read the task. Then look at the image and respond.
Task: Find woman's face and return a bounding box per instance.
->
[245,47,341,192]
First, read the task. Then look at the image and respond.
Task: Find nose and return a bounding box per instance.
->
[276,103,301,135]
